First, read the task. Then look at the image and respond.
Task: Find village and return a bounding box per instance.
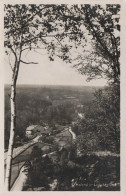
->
[4,121,78,190]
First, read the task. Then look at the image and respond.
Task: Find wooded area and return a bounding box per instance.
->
[4,4,120,191]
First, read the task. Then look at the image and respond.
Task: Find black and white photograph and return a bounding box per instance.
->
[1,1,125,193]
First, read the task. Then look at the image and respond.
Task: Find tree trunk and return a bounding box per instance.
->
[5,81,16,190]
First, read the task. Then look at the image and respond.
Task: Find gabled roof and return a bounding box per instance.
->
[34,125,44,132]
[26,125,38,131]
[26,125,51,134]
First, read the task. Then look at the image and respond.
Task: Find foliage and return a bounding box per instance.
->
[26,146,54,190]
[4,4,79,69]
[5,4,120,84]
[30,145,43,160]
[69,4,120,83]
[72,154,120,191]
[76,83,120,153]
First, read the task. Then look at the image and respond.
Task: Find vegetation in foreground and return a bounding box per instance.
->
[22,145,120,191]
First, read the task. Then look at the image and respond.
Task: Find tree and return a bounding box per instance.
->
[4,5,42,189]
[69,5,120,83]
[61,4,120,153]
[93,83,120,152]
[26,146,54,190]
[76,82,120,153]
[4,4,77,190]
[30,145,43,160]
[27,146,48,190]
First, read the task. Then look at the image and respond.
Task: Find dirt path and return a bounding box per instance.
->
[11,165,28,191]
[4,135,41,165]
[68,127,76,140]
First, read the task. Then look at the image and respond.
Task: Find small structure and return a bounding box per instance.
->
[26,125,38,137]
[26,125,51,137]
[77,104,84,108]
[78,112,85,119]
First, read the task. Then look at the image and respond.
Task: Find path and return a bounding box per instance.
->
[68,126,76,140]
[4,135,41,165]
[10,165,28,191]
[10,128,75,191]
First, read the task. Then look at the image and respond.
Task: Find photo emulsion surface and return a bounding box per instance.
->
[4,4,120,191]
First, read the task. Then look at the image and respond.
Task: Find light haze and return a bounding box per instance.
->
[4,49,107,87]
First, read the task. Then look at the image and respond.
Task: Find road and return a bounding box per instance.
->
[10,165,28,191]
[4,135,41,165]
[68,127,76,140]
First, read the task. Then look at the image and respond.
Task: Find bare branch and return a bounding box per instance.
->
[22,47,45,52]
[20,60,38,64]
[10,47,17,60]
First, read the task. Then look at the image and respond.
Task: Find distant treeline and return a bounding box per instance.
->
[4,85,96,148]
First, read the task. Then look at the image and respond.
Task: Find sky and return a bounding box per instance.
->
[4,9,108,87]
[4,48,107,87]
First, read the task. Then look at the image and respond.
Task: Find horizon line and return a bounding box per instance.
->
[4,83,106,88]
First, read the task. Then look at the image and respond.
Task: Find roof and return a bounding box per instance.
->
[34,125,44,132]
[26,125,51,134]
[42,129,51,134]
[35,125,51,133]
[26,125,38,131]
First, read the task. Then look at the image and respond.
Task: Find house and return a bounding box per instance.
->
[34,125,45,135]
[26,125,38,137]
[26,125,51,137]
